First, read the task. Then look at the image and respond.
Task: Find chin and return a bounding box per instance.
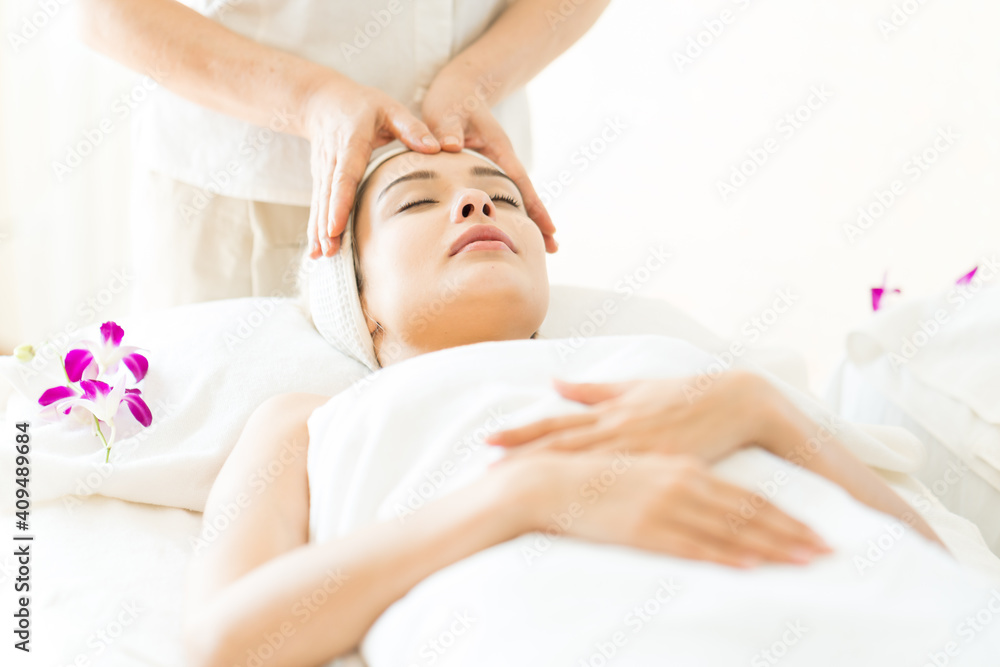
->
[451,262,547,302]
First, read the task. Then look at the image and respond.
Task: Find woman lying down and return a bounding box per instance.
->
[182,145,1000,667]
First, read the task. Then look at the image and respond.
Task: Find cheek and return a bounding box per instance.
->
[365,225,439,318]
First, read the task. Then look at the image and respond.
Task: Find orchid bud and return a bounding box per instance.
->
[13,344,35,362]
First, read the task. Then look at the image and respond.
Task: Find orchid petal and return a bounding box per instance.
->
[122,353,149,382]
[64,349,95,383]
[80,379,111,401]
[871,287,884,312]
[101,321,125,347]
[957,266,978,285]
[122,392,153,427]
[38,385,78,407]
[871,272,902,312]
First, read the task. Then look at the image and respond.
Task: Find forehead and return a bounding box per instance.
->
[365,150,510,197]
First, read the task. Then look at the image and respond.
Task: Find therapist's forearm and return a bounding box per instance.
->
[77,0,333,138]
[439,0,612,105]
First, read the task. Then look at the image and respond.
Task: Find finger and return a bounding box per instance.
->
[427,110,465,151]
[712,482,832,553]
[553,379,636,406]
[645,527,756,569]
[486,412,599,446]
[474,126,557,238]
[385,104,440,152]
[327,137,372,246]
[750,502,833,553]
[543,233,559,254]
[307,155,322,259]
[517,422,620,454]
[317,149,335,256]
[690,497,816,565]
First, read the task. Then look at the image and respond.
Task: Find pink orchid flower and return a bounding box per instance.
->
[871,272,902,312]
[38,372,152,462]
[64,321,148,383]
[34,321,153,462]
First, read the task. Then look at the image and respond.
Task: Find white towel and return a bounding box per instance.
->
[846,275,1000,485]
[306,334,1000,667]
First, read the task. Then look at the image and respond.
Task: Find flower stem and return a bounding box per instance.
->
[93,415,111,463]
[58,352,71,384]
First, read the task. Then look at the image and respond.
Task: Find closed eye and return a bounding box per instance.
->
[396,198,437,213]
[491,193,521,208]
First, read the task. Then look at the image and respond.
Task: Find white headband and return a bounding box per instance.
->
[304,141,507,372]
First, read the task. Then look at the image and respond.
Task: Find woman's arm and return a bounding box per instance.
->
[186,389,827,665]
[182,392,539,667]
[754,379,947,549]
[490,371,947,551]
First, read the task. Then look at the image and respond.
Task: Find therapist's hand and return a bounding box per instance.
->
[303,72,442,259]
[421,73,558,253]
[488,370,779,462]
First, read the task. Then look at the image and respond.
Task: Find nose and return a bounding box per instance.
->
[450,189,496,224]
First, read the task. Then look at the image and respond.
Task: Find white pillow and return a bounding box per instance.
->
[0,297,369,511]
[0,284,806,512]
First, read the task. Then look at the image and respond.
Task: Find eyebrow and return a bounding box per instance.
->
[376,165,517,203]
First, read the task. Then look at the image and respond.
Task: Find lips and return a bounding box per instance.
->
[448,224,517,256]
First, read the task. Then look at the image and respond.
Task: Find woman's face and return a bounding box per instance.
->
[353,150,549,365]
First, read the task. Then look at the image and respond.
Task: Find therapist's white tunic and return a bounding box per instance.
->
[131,0,533,205]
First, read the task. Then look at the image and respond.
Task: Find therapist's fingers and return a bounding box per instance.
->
[307,147,323,259]
[473,124,558,252]
[326,136,372,252]
[384,103,441,153]
[316,144,336,257]
[426,112,466,152]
